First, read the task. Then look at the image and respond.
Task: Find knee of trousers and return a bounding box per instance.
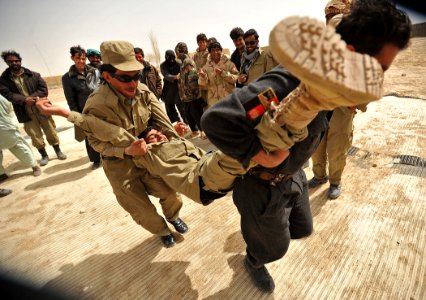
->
[249,239,291,265]
[290,226,313,239]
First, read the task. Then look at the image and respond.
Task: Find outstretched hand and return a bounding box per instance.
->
[36,98,70,117]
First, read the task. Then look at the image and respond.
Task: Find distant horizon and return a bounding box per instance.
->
[1,0,425,77]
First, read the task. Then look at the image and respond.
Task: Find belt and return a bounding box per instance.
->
[248,169,293,186]
[101,155,119,161]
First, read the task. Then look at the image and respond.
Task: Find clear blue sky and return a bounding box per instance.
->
[1,0,424,77]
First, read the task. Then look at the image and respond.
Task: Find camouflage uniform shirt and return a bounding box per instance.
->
[178,55,201,102]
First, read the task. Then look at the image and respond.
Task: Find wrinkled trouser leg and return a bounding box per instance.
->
[233,169,312,268]
[85,138,101,163]
[0,129,37,172]
[165,102,180,123]
[311,129,329,179]
[103,157,182,236]
[133,141,248,203]
[326,107,355,185]
[23,117,46,150]
[8,133,37,168]
[38,115,60,146]
[184,102,198,132]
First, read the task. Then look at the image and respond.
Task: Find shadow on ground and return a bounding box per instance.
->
[41,237,199,299]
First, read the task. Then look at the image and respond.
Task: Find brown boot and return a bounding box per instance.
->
[269,16,384,108]
[272,84,321,129]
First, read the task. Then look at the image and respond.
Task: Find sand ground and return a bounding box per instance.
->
[0,39,425,299]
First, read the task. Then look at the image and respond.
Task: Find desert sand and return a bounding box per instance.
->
[0,38,424,299]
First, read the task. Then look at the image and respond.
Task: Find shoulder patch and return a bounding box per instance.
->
[243,87,279,126]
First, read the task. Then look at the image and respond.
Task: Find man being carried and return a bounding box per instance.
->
[37,0,411,214]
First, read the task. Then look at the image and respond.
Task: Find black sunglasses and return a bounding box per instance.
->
[245,40,258,46]
[110,72,141,83]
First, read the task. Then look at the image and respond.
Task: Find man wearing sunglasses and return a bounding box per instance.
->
[79,40,189,248]
[238,29,278,86]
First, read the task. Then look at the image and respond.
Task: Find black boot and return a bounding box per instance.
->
[38,148,49,166]
[244,256,275,293]
[53,145,67,160]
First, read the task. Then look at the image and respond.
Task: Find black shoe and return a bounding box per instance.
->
[160,234,176,248]
[55,151,67,160]
[40,156,49,166]
[169,218,188,234]
[328,184,342,199]
[308,176,329,189]
[0,173,8,183]
[53,145,67,160]
[0,188,12,197]
[91,162,101,170]
[244,256,275,293]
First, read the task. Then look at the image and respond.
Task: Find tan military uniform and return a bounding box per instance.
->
[311,106,356,185]
[244,48,278,85]
[12,74,59,149]
[193,48,208,71]
[198,54,239,107]
[310,0,358,186]
[193,48,209,102]
[68,110,250,203]
[82,82,183,236]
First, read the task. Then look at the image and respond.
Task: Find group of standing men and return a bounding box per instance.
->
[0,0,412,294]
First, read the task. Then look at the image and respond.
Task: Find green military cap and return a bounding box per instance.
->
[100,40,142,71]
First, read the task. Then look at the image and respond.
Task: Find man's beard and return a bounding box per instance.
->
[10,65,21,72]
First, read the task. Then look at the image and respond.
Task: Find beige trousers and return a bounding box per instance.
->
[311,107,355,185]
[102,157,183,236]
[24,105,59,149]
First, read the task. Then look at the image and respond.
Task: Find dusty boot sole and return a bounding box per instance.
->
[269,16,384,106]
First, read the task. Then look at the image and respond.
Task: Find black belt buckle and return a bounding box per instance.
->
[270,173,290,186]
[248,169,292,186]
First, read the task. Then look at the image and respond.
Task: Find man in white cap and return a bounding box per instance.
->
[78,40,188,248]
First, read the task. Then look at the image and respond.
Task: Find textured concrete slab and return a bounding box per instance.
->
[0,38,425,299]
[0,95,424,299]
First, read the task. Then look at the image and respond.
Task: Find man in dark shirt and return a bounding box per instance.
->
[134,47,162,100]
[229,27,245,88]
[62,45,101,169]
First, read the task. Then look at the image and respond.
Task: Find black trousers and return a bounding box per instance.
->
[232,168,313,268]
[184,98,204,132]
[85,138,100,163]
[165,102,187,124]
